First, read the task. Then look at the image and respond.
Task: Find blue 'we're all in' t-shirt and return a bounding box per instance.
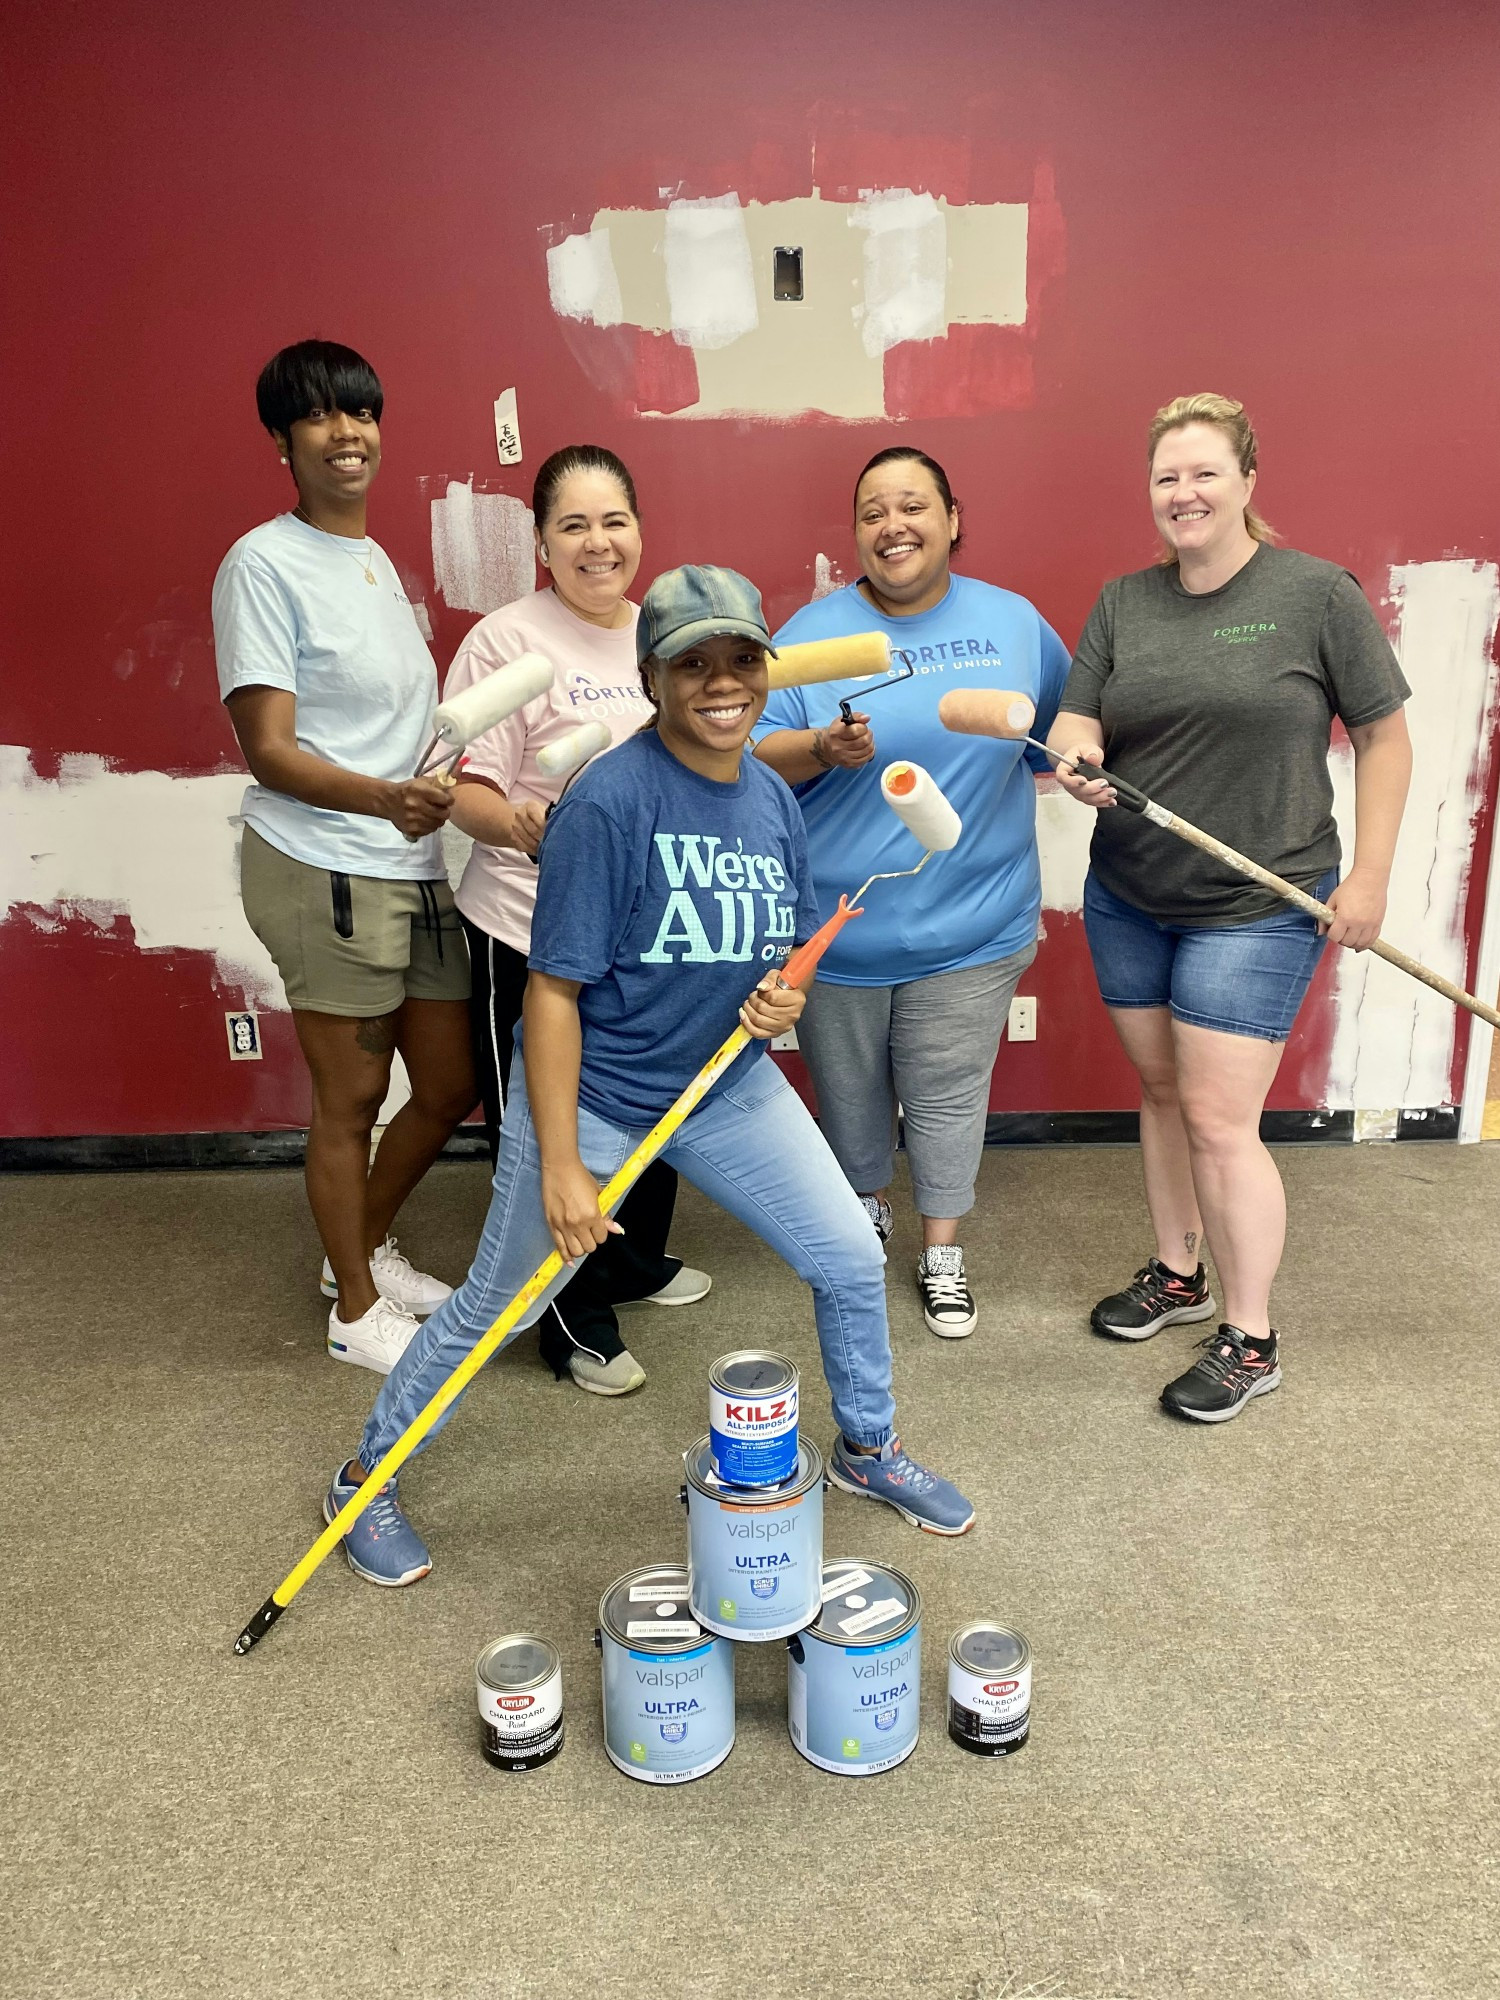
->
[527,730,817,1126]
[753,575,1069,985]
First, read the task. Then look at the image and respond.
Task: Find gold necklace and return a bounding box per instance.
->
[294,506,377,584]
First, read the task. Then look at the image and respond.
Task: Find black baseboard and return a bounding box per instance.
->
[1,1107,1458,1172]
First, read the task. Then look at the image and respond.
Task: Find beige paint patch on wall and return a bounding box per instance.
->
[548,190,1028,419]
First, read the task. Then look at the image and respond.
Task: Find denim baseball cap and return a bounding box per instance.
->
[636,565,778,666]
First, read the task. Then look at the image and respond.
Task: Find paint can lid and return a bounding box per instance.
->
[805,1560,920,1646]
[708,1349,799,1399]
[683,1434,822,1502]
[476,1633,560,1695]
[950,1622,1030,1677]
[598,1565,707,1652]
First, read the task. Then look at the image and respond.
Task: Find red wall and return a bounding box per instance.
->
[4,0,1499,1136]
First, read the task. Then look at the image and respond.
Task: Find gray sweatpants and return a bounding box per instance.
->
[795,942,1037,1219]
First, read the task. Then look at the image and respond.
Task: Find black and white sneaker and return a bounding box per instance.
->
[1161,1325,1281,1423]
[860,1195,894,1243]
[1091,1258,1215,1341]
[917,1246,977,1339]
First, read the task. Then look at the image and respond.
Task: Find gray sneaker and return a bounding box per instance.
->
[827,1435,975,1536]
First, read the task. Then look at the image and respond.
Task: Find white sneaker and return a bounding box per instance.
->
[327,1296,420,1376]
[319,1237,452,1316]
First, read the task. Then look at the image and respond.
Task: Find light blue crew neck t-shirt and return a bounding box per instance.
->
[752,575,1069,985]
[212,513,444,879]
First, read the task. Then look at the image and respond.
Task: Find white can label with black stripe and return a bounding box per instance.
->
[947,1655,1031,1755]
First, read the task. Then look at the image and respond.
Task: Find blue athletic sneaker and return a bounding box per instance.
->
[324,1466,432,1587]
[827,1435,975,1536]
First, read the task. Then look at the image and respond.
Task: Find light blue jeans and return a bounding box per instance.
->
[357,1052,896,1471]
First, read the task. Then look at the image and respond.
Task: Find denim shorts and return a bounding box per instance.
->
[1082,868,1337,1043]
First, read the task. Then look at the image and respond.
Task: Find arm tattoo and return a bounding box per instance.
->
[355,1012,400,1055]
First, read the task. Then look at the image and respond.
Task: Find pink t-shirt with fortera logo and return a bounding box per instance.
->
[445,587,651,952]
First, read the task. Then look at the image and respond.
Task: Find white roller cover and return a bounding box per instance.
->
[432,652,554,748]
[879,760,962,852]
[536,720,613,779]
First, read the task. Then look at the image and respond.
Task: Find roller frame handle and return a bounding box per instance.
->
[1061,750,1500,1034]
[231,894,865,1655]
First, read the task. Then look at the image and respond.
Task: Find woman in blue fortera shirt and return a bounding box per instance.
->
[321,566,976,1587]
[755,447,1069,1342]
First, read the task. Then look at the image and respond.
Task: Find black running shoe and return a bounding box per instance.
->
[1091,1257,1215,1341]
[1160,1325,1281,1423]
[917,1246,978,1339]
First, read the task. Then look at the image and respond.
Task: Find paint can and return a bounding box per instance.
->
[680,1435,824,1642]
[475,1633,564,1772]
[786,1560,922,1777]
[708,1349,799,1488]
[947,1622,1032,1756]
[595,1565,735,1785]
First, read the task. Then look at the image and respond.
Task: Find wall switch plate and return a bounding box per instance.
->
[225,1011,263,1060]
[1008,995,1037,1042]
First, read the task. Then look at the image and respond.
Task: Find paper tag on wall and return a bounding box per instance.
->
[494,387,522,465]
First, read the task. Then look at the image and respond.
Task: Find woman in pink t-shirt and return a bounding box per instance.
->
[445,445,711,1397]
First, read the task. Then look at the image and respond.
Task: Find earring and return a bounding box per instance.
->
[280,456,288,465]
[539,545,549,563]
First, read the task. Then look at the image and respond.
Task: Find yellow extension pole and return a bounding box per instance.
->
[232,897,866,1655]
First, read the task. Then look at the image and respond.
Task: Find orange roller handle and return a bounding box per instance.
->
[777,896,864,990]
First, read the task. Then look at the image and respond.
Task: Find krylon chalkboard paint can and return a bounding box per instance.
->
[596,1565,735,1785]
[947,1622,1032,1756]
[475,1633,564,1772]
[681,1435,824,1641]
[708,1349,799,1488]
[787,1560,922,1777]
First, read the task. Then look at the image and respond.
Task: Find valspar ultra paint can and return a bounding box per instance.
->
[596,1565,735,1785]
[681,1436,824,1642]
[475,1633,564,1772]
[948,1622,1032,1756]
[708,1349,799,1488]
[787,1560,922,1777]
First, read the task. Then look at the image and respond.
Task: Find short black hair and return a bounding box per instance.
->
[854,446,964,554]
[254,339,383,439]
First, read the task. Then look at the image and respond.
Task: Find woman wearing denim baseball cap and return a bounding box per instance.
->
[322,564,975,1586]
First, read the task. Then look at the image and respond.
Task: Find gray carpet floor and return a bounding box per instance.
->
[4,1143,1498,2000]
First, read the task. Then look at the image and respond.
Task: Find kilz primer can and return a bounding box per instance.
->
[947,1622,1032,1756]
[786,1561,922,1777]
[708,1349,799,1488]
[596,1565,735,1785]
[475,1633,564,1772]
[681,1435,824,1642]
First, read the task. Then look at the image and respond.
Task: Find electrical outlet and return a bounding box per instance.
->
[1008,995,1036,1042]
[771,1026,800,1052]
[225,1011,263,1060]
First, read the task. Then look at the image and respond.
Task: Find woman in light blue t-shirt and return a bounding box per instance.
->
[213,339,477,1380]
[755,447,1069,1343]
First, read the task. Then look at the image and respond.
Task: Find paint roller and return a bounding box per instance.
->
[536,719,612,780]
[231,761,966,1658]
[938,687,1500,1032]
[414,651,556,778]
[767,631,913,725]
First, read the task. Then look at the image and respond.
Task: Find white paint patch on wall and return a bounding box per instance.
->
[1326,558,1500,1114]
[0,747,282,1006]
[850,188,947,358]
[664,194,758,350]
[812,553,846,600]
[546,228,623,326]
[430,481,535,616]
[1036,786,1092,915]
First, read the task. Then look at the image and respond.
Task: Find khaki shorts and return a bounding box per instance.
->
[240,825,471,1017]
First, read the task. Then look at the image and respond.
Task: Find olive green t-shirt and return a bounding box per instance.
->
[1060,545,1410,925]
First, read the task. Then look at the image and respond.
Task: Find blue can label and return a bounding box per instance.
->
[709,1382,799,1487]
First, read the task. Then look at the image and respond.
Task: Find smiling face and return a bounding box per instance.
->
[282,402,381,518]
[853,459,958,616]
[1149,421,1257,564]
[538,470,642,630]
[646,634,769,779]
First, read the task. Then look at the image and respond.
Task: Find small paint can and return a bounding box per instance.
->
[787,1560,922,1777]
[475,1633,564,1772]
[947,1622,1032,1756]
[681,1435,824,1642]
[708,1349,799,1488]
[596,1564,735,1785]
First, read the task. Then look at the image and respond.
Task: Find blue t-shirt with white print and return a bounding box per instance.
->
[527,729,817,1126]
[752,575,1070,985]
